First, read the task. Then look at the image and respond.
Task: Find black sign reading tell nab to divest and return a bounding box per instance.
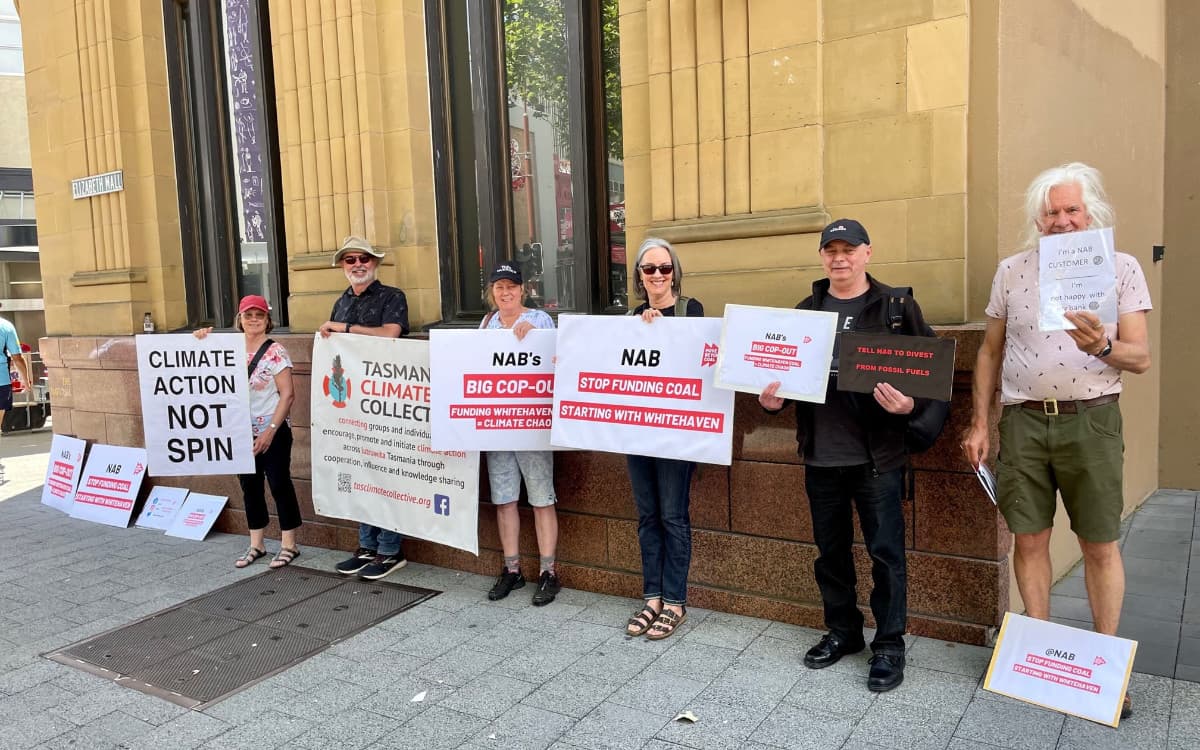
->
[837,332,956,402]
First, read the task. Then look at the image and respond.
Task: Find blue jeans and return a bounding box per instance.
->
[805,464,906,654]
[358,524,403,557]
[627,455,695,606]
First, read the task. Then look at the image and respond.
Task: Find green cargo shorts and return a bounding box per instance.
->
[995,400,1125,542]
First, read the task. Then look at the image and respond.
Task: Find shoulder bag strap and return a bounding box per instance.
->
[247,338,274,378]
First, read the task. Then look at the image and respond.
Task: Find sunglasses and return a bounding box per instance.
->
[342,254,373,265]
[639,263,674,276]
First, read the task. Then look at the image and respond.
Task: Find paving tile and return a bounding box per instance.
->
[1170,679,1200,747]
[953,696,1065,750]
[749,702,857,748]
[606,665,709,718]
[543,621,624,655]
[414,647,505,687]
[1131,515,1197,533]
[945,740,1008,749]
[1122,592,1185,623]
[1050,576,1090,599]
[123,710,233,750]
[846,700,958,750]
[1056,673,1172,748]
[0,680,78,724]
[356,676,455,723]
[521,670,620,719]
[650,640,741,681]
[682,611,769,651]
[906,638,995,677]
[374,705,489,750]
[439,672,538,721]
[873,665,981,716]
[469,702,577,750]
[1124,556,1189,581]
[558,701,669,750]
[38,709,156,750]
[693,662,798,713]
[651,697,772,750]
[277,678,377,720]
[198,709,312,750]
[1175,663,1200,683]
[491,644,584,683]
[286,708,400,750]
[1119,614,1180,651]
[1049,595,1095,623]
[780,664,877,718]
[566,643,658,683]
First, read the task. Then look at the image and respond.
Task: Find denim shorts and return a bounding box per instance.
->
[486,450,557,507]
[996,401,1124,542]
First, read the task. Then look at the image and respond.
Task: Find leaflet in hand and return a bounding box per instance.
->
[975,462,997,506]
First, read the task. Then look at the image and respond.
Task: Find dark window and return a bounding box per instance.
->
[427,0,624,324]
[163,0,287,328]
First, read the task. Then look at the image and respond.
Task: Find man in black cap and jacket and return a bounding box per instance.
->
[759,219,946,692]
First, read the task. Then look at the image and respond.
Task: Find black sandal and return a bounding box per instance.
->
[626,603,662,637]
[269,547,300,569]
[646,606,687,641]
[235,546,267,568]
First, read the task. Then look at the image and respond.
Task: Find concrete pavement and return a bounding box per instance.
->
[1,428,1198,749]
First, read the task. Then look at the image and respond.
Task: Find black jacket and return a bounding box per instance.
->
[780,274,946,474]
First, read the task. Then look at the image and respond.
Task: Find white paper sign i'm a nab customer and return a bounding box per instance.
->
[1038,227,1118,332]
[984,612,1136,727]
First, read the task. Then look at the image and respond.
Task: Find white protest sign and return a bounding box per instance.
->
[551,315,733,465]
[41,434,87,513]
[1038,227,1118,332]
[69,444,149,528]
[430,329,556,452]
[135,485,189,530]
[984,612,1136,727]
[714,304,838,402]
[164,493,228,540]
[135,333,255,476]
[310,334,481,554]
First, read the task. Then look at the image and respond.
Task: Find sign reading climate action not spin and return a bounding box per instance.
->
[837,332,956,402]
[136,333,254,476]
[310,334,480,555]
[551,315,734,465]
[429,329,556,451]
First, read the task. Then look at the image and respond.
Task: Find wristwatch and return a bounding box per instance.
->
[268,422,277,430]
[1095,338,1113,358]
[345,323,351,333]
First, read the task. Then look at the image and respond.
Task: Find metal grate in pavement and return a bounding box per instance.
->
[46,566,439,708]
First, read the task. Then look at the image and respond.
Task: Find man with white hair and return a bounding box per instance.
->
[963,162,1152,719]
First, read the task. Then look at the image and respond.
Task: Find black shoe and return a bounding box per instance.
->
[867,652,905,692]
[488,569,525,600]
[531,571,560,606]
[335,547,376,575]
[1120,694,1132,720]
[358,553,407,581]
[803,633,866,669]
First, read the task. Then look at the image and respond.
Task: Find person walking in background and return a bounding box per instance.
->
[320,236,412,581]
[480,262,561,606]
[962,163,1151,718]
[0,303,31,475]
[196,295,302,568]
[624,238,703,641]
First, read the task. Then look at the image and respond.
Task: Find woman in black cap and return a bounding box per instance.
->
[480,262,562,606]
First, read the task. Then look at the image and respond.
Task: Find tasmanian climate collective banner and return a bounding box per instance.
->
[551,315,734,465]
[310,334,480,555]
[135,333,254,476]
[429,329,556,452]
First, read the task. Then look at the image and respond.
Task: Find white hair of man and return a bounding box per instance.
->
[1022,161,1116,248]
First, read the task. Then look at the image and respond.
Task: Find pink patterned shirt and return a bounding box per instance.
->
[247,341,292,434]
[985,248,1152,405]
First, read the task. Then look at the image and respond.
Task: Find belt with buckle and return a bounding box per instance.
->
[1018,393,1120,416]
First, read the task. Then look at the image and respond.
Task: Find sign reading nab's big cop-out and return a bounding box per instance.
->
[430,329,556,451]
[136,334,255,476]
[551,315,734,465]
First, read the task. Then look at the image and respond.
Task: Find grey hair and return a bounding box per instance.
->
[1022,162,1115,247]
[632,237,683,301]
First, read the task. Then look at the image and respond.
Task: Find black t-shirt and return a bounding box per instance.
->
[807,291,870,467]
[631,297,704,317]
[330,280,410,335]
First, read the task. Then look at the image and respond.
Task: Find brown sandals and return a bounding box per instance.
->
[269,547,300,569]
[646,607,686,641]
[626,603,662,637]
[235,546,267,568]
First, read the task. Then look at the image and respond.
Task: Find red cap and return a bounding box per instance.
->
[238,295,270,314]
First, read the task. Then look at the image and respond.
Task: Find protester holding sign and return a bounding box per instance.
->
[321,236,412,581]
[479,262,562,606]
[758,219,946,692]
[623,238,703,641]
[196,295,302,569]
[963,163,1152,719]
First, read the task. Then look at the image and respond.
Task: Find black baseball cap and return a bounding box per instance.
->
[819,219,870,249]
[489,262,522,285]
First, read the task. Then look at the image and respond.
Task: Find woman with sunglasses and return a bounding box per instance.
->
[624,237,703,640]
[195,295,302,569]
[480,262,562,606]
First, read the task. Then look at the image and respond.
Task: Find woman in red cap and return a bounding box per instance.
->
[196,295,302,568]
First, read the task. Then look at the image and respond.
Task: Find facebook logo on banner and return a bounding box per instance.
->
[434,494,451,516]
